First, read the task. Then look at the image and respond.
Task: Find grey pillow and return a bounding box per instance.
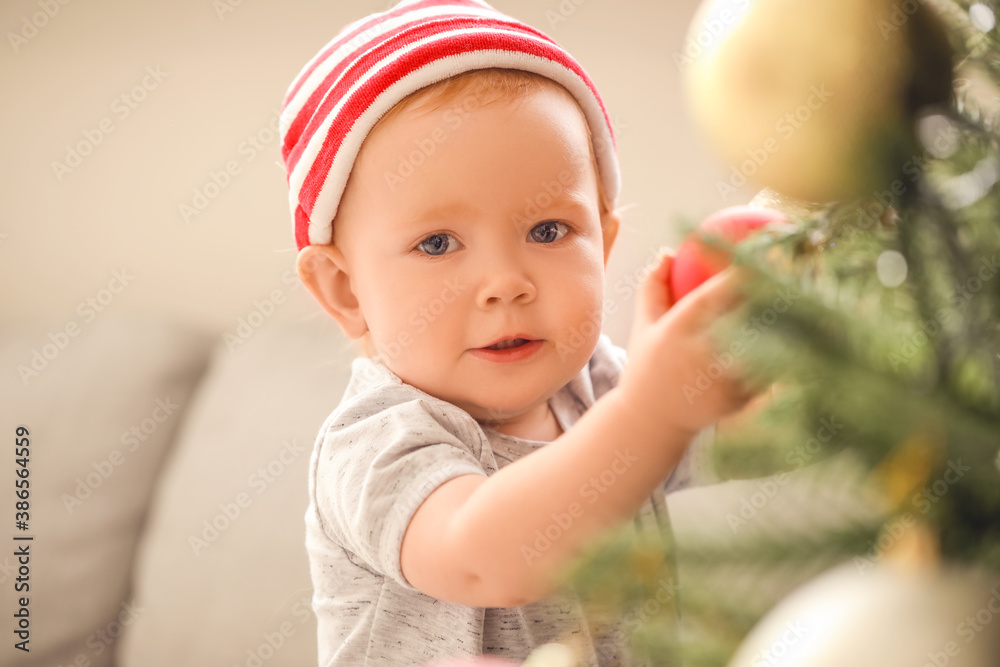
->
[118,312,355,667]
[0,315,212,667]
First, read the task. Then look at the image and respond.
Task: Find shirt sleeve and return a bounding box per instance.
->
[312,393,489,590]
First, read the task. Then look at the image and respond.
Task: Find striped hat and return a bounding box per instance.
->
[279,0,620,250]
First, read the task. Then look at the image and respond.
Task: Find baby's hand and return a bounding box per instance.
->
[620,250,758,437]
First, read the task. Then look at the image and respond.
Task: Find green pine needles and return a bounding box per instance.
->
[561,2,1000,665]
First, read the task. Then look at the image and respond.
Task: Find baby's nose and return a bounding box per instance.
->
[475,261,537,308]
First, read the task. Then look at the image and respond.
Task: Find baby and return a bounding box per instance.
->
[279,1,756,664]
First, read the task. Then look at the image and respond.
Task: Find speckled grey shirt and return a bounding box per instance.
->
[304,334,707,666]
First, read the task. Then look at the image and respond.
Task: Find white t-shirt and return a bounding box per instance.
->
[304,334,707,666]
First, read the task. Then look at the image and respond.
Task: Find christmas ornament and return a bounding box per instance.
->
[670,205,786,302]
[683,0,953,203]
[726,563,1000,667]
[522,642,578,667]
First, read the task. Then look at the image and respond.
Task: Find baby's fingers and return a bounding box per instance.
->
[683,265,749,320]
[634,249,675,329]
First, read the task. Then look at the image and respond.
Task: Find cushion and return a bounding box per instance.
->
[118,305,356,667]
[0,315,213,667]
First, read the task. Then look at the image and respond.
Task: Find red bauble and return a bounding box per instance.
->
[669,206,786,302]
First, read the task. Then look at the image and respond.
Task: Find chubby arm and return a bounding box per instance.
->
[401,255,758,608]
[400,387,697,608]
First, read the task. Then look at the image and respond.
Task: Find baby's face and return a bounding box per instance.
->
[335,83,616,428]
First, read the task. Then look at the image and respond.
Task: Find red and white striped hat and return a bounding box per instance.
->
[280,0,620,250]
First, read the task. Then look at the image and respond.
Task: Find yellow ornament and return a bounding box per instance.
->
[523,639,585,667]
[872,435,939,508]
[727,563,1000,667]
[683,0,953,203]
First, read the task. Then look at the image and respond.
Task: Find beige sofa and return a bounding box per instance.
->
[4,308,358,667]
[4,301,846,666]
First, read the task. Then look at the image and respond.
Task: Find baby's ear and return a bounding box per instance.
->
[601,209,620,267]
[296,244,368,339]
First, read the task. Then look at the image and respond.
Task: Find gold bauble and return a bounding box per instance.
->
[684,0,953,203]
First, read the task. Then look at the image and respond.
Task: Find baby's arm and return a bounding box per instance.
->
[400,254,757,608]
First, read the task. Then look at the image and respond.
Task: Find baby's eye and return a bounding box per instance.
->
[529,221,569,244]
[417,233,460,256]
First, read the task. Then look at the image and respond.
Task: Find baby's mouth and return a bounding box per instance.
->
[484,338,531,351]
[471,336,544,362]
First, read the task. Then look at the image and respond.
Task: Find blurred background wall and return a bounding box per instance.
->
[0,0,753,346]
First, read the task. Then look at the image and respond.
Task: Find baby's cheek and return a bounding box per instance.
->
[549,288,603,357]
[567,264,606,318]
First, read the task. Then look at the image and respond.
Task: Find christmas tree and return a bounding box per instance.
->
[552,1,1000,665]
